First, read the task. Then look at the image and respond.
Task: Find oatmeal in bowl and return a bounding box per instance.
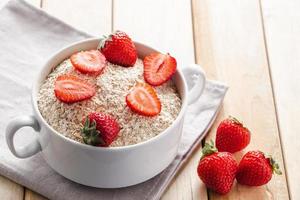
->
[38,31,181,147]
[38,59,182,147]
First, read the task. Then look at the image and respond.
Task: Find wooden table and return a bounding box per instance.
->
[0,0,298,199]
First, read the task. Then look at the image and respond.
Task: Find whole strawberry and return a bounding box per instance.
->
[197,141,238,194]
[216,116,250,153]
[81,112,120,147]
[98,31,137,67]
[236,151,282,186]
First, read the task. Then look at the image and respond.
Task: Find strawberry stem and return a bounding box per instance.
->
[201,140,218,159]
[81,117,105,146]
[97,34,111,50]
[268,156,282,175]
[229,115,243,125]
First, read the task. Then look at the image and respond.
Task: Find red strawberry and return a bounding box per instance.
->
[81,112,120,147]
[98,31,137,67]
[197,141,238,194]
[236,151,282,186]
[126,82,161,116]
[70,50,106,75]
[143,52,177,86]
[216,116,250,153]
[54,74,95,103]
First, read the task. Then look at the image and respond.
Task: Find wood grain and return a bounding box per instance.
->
[260,0,300,199]
[0,176,23,200]
[25,190,47,200]
[192,0,290,199]
[114,0,208,199]
[42,0,112,36]
[113,0,195,68]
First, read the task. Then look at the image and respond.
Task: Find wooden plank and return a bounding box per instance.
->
[42,0,112,36]
[0,175,24,200]
[25,190,47,200]
[192,0,290,199]
[163,150,208,200]
[260,0,299,199]
[114,1,207,200]
[113,0,195,68]
[27,0,40,7]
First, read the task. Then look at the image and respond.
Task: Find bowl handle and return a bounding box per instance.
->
[6,115,41,158]
[182,64,206,105]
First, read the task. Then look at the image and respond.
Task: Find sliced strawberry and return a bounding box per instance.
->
[143,53,177,86]
[126,82,161,116]
[70,50,106,75]
[54,74,95,103]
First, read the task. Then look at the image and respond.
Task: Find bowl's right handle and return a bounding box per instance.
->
[182,64,206,105]
[6,115,41,158]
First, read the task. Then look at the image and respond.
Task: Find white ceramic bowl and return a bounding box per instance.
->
[5,38,206,188]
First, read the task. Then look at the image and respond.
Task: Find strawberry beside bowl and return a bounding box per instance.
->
[5,38,206,188]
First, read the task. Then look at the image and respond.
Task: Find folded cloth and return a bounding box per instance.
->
[0,0,228,199]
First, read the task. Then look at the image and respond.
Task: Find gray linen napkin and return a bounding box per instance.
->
[0,0,228,199]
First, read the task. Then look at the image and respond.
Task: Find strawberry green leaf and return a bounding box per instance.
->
[268,156,282,175]
[201,140,218,159]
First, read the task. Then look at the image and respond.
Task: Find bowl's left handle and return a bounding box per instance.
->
[6,115,41,158]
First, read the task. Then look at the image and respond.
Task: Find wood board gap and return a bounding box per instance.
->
[191,0,198,64]
[22,187,25,200]
[111,0,114,32]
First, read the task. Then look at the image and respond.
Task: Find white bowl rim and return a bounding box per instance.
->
[32,38,188,152]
